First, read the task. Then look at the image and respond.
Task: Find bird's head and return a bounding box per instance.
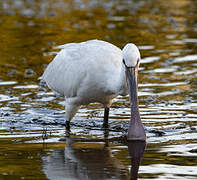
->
[122,43,140,68]
[122,43,141,92]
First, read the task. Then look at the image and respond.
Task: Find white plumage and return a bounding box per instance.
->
[41,39,146,141]
[42,40,129,119]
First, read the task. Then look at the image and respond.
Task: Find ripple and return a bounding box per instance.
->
[139,82,187,87]
[145,66,178,73]
[174,69,197,75]
[141,56,160,64]
[140,164,197,177]
[183,38,197,43]
[0,94,19,102]
[174,55,197,63]
[13,84,38,89]
[160,143,197,156]
[108,16,125,21]
[0,81,17,86]
[147,133,197,143]
[138,45,155,50]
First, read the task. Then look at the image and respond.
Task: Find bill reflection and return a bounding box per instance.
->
[128,140,146,180]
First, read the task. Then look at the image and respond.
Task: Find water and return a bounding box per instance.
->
[0,0,197,179]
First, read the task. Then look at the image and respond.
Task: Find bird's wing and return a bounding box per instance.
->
[54,43,78,50]
[42,47,83,97]
[42,40,122,97]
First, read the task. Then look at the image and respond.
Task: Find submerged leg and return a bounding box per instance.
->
[103,107,109,128]
[65,120,70,131]
[65,98,80,133]
[65,120,71,137]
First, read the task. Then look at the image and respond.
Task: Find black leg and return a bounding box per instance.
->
[65,121,71,137]
[66,120,70,131]
[103,107,109,128]
[104,128,109,147]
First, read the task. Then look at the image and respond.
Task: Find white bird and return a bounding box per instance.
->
[41,40,146,141]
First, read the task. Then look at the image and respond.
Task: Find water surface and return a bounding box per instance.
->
[0,0,197,179]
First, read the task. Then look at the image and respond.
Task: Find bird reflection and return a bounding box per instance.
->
[42,129,146,180]
[128,140,146,180]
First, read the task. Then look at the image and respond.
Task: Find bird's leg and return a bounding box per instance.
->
[65,99,80,136]
[103,107,109,128]
[66,120,70,131]
[65,120,70,137]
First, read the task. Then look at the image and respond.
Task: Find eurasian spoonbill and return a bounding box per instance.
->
[41,40,146,141]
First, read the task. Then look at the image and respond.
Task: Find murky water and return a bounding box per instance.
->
[0,0,197,179]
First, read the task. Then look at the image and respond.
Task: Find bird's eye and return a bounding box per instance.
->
[137,58,140,64]
[136,58,140,67]
[123,59,126,66]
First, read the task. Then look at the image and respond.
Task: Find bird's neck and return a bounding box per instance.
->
[129,70,140,116]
